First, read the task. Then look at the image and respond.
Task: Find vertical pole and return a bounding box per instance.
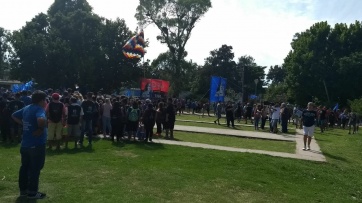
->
[241,65,244,103]
[323,79,330,103]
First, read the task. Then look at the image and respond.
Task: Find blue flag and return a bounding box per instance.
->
[333,103,339,111]
[210,76,226,102]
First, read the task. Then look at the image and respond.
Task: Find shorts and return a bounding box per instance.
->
[48,122,63,140]
[271,119,278,128]
[164,121,175,130]
[126,121,138,132]
[303,125,315,137]
[67,124,81,138]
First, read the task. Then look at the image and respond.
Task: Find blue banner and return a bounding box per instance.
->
[11,81,33,93]
[210,76,226,102]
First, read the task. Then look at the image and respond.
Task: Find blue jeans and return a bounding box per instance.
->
[254,117,260,130]
[81,120,93,144]
[281,119,288,133]
[19,145,46,194]
[102,116,112,135]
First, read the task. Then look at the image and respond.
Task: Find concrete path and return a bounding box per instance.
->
[176,119,255,128]
[152,125,326,162]
[172,125,295,141]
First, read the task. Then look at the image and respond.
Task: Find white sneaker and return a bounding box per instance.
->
[307,146,311,150]
[302,147,306,150]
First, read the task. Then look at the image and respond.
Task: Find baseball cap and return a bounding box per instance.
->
[52,93,60,100]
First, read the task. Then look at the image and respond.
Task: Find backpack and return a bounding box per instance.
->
[49,102,64,123]
[128,108,139,122]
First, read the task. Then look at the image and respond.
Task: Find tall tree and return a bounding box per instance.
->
[150,51,198,95]
[284,21,362,105]
[10,0,140,92]
[135,0,212,96]
[237,56,266,102]
[11,13,50,84]
[0,27,12,79]
[194,45,237,95]
[266,65,286,84]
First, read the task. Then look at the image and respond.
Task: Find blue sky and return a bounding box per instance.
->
[0,0,361,68]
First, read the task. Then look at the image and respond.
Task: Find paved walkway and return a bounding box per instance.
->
[176,119,255,128]
[172,125,295,141]
[152,125,326,162]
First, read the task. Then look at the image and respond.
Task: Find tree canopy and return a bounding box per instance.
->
[135,0,212,96]
[284,21,362,106]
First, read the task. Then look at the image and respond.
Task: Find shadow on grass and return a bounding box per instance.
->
[46,145,94,156]
[134,141,166,151]
[15,196,39,203]
[323,152,349,162]
[0,141,20,149]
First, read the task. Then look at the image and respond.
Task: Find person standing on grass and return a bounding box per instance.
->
[155,102,165,136]
[165,98,176,139]
[143,103,156,142]
[46,93,66,150]
[80,92,95,147]
[225,101,235,128]
[66,97,83,148]
[12,90,48,199]
[254,104,261,130]
[270,103,281,133]
[102,98,112,138]
[126,101,140,140]
[301,102,317,151]
[280,103,289,133]
[214,102,222,125]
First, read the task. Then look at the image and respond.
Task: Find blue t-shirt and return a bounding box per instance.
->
[302,110,317,127]
[12,104,47,148]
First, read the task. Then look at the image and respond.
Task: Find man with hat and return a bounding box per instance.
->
[45,93,66,150]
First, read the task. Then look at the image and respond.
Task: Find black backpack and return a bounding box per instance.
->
[48,102,64,123]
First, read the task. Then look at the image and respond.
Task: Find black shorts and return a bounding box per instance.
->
[126,121,138,131]
[164,121,175,130]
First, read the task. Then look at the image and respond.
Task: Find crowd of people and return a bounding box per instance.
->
[207,101,360,135]
[0,88,178,149]
[1,88,360,199]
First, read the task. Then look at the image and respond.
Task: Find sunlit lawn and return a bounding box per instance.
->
[0,128,361,202]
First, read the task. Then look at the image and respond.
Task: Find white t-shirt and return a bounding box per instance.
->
[271,107,281,119]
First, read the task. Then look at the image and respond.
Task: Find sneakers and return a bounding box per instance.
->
[303,146,311,151]
[27,192,46,199]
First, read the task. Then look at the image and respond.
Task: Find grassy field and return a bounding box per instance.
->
[159,131,295,153]
[0,128,361,202]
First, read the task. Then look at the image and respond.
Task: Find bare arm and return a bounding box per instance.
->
[33,116,47,137]
[12,115,23,125]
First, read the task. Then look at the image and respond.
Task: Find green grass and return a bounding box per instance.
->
[168,131,295,153]
[0,128,362,202]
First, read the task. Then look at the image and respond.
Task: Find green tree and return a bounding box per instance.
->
[284,21,362,105]
[284,22,332,105]
[10,0,140,92]
[150,51,198,95]
[135,0,212,96]
[0,27,12,79]
[237,55,266,102]
[11,13,50,84]
[192,45,237,96]
[266,65,286,84]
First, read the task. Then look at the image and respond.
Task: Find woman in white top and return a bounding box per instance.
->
[102,98,112,136]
